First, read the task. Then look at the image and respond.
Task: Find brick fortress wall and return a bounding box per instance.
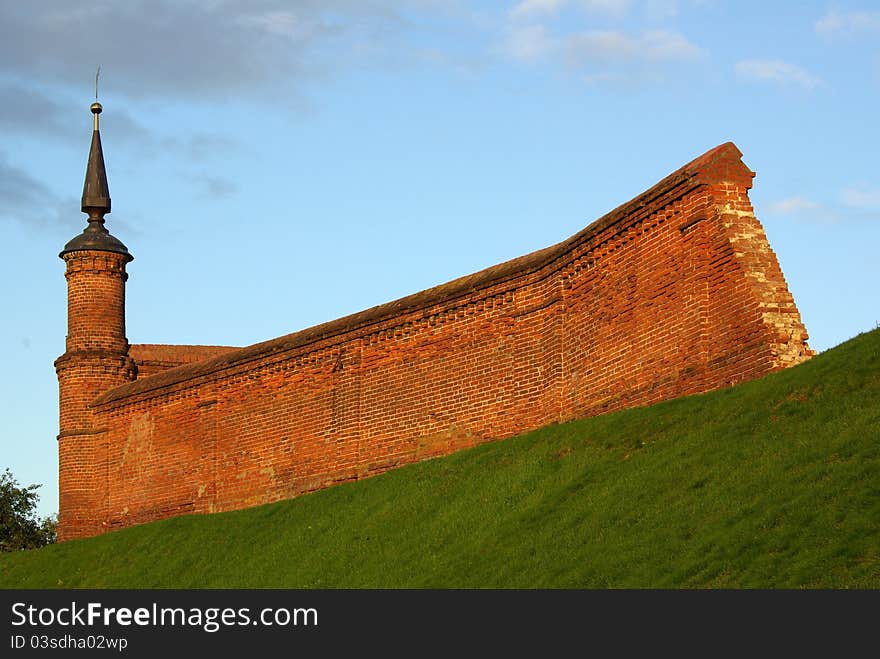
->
[59,142,812,539]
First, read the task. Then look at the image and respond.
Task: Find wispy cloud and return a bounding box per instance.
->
[766,197,823,215]
[507,0,705,24]
[0,80,150,145]
[644,0,679,21]
[842,185,880,210]
[0,1,409,101]
[509,0,633,22]
[190,174,240,201]
[501,24,555,59]
[500,0,703,82]
[765,190,880,222]
[816,10,880,38]
[510,0,568,22]
[566,29,700,63]
[0,79,239,165]
[0,153,73,228]
[179,133,242,162]
[578,0,634,17]
[501,26,701,69]
[0,82,70,139]
[734,59,821,90]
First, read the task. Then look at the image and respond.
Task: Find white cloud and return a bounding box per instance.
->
[566,29,701,63]
[510,0,567,22]
[816,10,880,38]
[644,0,679,21]
[766,197,822,215]
[640,29,700,58]
[734,59,821,90]
[501,25,701,69]
[579,0,634,17]
[501,24,554,59]
[501,0,704,82]
[766,189,880,222]
[567,30,636,60]
[509,0,633,22]
[842,185,880,210]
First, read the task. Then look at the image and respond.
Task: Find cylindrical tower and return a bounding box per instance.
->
[54,102,135,541]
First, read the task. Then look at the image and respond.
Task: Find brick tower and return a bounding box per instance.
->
[55,101,135,541]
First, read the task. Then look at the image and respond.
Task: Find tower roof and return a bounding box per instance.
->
[81,102,111,213]
[60,101,132,260]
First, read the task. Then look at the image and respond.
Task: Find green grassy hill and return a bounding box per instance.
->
[3,329,879,588]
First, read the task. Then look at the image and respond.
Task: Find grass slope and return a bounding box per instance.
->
[2,329,879,588]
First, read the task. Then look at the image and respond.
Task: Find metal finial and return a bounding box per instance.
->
[95,66,100,100]
[90,101,102,130]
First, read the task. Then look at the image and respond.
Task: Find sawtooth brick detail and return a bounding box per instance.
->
[129,345,240,379]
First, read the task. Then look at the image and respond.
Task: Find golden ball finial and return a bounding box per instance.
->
[90,102,103,114]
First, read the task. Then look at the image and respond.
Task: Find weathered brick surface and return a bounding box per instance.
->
[57,142,813,540]
[129,344,239,379]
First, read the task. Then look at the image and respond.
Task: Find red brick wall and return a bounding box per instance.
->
[58,143,813,539]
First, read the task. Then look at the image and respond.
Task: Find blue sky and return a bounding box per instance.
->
[2,1,878,518]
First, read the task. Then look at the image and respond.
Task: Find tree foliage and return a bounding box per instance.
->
[0,468,57,551]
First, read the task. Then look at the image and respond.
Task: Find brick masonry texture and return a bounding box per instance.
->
[129,344,240,379]
[56,142,813,540]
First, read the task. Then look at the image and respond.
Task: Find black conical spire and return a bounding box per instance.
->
[81,102,111,213]
[60,101,131,260]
